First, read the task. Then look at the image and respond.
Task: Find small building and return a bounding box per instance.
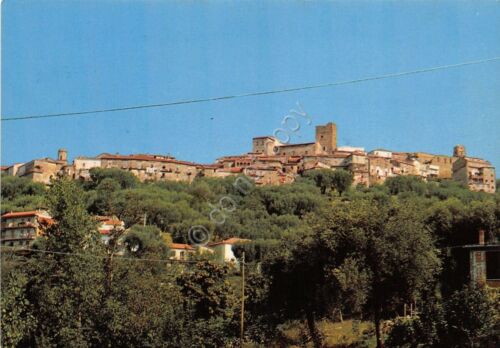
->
[1,210,53,248]
[96,216,125,244]
[169,243,195,260]
[369,149,393,159]
[73,157,102,180]
[452,156,496,193]
[207,237,250,264]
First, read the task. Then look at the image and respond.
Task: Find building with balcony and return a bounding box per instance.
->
[452,156,496,193]
[1,210,53,248]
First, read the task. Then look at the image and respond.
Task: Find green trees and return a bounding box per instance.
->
[0,271,34,347]
[319,199,440,347]
[385,175,427,195]
[386,285,498,348]
[442,285,498,347]
[0,175,46,214]
[1,171,498,347]
[303,168,353,195]
[123,224,170,258]
[1,175,46,200]
[9,178,105,347]
[87,167,139,189]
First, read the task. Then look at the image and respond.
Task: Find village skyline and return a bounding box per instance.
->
[2,2,500,170]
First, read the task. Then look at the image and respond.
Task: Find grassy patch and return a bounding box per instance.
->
[278,319,376,347]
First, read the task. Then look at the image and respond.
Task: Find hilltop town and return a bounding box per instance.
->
[1,122,496,193]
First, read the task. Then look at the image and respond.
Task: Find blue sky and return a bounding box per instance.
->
[2,1,499,170]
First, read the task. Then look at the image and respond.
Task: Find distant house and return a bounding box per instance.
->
[96,216,125,244]
[169,243,195,260]
[0,210,54,249]
[207,237,250,264]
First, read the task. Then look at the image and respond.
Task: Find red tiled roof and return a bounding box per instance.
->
[2,211,41,219]
[170,243,194,250]
[101,219,123,226]
[207,237,250,247]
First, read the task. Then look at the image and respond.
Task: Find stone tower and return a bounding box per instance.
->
[453,145,466,158]
[58,148,68,163]
[315,122,337,153]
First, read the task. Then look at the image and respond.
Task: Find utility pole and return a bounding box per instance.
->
[143,213,147,226]
[240,252,245,347]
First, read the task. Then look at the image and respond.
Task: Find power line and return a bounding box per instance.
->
[2,56,500,122]
[0,246,200,264]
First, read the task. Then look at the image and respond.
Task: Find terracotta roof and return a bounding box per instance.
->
[101,219,123,226]
[207,237,250,247]
[0,166,9,171]
[170,243,194,250]
[2,211,45,219]
[95,216,112,221]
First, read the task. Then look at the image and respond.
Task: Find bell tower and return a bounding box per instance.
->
[58,148,68,163]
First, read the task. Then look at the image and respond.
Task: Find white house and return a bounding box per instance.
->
[207,237,250,264]
[169,243,195,260]
[369,149,393,159]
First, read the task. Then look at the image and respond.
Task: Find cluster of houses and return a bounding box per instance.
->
[1,209,498,287]
[1,122,496,192]
[0,210,248,264]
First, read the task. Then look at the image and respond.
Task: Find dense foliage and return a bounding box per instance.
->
[1,170,499,347]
